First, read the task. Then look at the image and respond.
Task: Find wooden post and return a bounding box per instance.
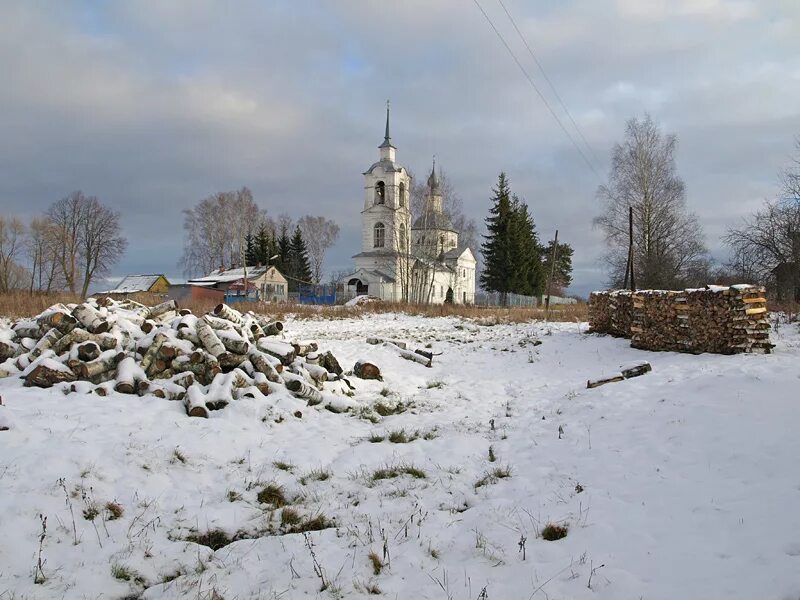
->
[545,229,559,320]
[628,206,635,291]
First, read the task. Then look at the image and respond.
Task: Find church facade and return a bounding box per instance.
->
[340,106,476,304]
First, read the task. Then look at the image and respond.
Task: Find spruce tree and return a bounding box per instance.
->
[276,225,292,278]
[288,226,312,292]
[480,172,514,303]
[244,233,256,266]
[509,199,545,297]
[255,224,270,265]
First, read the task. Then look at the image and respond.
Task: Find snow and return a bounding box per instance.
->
[1,314,799,599]
[102,274,164,294]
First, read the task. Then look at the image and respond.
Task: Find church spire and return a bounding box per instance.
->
[379,100,395,150]
[427,155,439,192]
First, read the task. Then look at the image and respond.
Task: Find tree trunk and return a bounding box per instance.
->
[353,360,382,380]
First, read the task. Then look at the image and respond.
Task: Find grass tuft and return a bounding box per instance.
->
[371,464,427,481]
[256,483,288,507]
[541,522,569,541]
[474,465,512,489]
[280,507,302,527]
[368,550,384,575]
[273,460,294,472]
[104,501,124,520]
[300,468,332,485]
[171,447,186,464]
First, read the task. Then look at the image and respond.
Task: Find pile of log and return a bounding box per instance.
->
[587,290,633,337]
[0,298,359,417]
[588,285,772,355]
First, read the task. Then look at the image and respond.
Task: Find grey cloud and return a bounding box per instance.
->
[0,1,798,297]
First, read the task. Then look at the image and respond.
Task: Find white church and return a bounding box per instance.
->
[340,105,476,304]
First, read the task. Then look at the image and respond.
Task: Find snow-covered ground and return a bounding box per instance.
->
[1,313,799,599]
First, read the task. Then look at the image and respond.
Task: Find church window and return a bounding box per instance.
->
[399,223,407,251]
[376,181,385,204]
[374,222,385,248]
[399,182,405,207]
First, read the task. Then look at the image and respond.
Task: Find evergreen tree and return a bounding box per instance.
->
[509,199,545,297]
[255,224,270,265]
[541,239,574,294]
[288,226,312,292]
[480,173,514,303]
[276,225,292,280]
[244,233,256,266]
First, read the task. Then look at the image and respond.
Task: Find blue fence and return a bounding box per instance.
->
[298,284,337,305]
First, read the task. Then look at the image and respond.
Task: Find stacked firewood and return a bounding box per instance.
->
[588,290,633,337]
[588,285,772,355]
[0,297,357,417]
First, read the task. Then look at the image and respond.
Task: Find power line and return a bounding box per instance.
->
[471,0,603,181]
[496,0,602,168]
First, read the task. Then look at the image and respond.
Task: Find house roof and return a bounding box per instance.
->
[188,265,287,286]
[443,246,476,263]
[104,274,166,294]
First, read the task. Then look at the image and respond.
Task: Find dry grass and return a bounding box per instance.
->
[0,291,588,323]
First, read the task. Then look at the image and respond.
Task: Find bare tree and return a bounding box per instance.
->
[47,192,86,294]
[297,216,340,284]
[595,115,708,289]
[409,167,479,303]
[45,192,127,296]
[27,217,62,292]
[181,187,264,276]
[723,138,800,292]
[0,216,26,292]
[77,197,127,297]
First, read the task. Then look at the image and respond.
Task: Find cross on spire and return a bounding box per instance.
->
[379,99,395,149]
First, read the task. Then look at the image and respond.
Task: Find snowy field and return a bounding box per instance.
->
[1,313,799,599]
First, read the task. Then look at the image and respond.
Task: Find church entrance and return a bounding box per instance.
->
[348,278,369,295]
[445,287,454,303]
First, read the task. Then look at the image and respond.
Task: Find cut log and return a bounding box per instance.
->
[13,323,41,339]
[140,320,156,334]
[745,306,767,316]
[255,318,283,336]
[213,303,245,325]
[381,342,431,367]
[304,363,329,385]
[249,349,281,382]
[115,356,144,394]
[30,329,64,360]
[140,333,167,373]
[317,350,343,376]
[0,340,18,361]
[196,317,227,357]
[218,352,247,371]
[37,310,78,334]
[291,341,319,357]
[77,352,125,379]
[218,331,250,355]
[77,341,101,362]
[25,360,77,388]
[587,373,624,389]
[257,339,295,366]
[621,361,652,379]
[353,360,382,381]
[184,385,209,418]
[285,378,323,405]
[366,337,407,350]
[148,299,178,319]
[72,303,110,334]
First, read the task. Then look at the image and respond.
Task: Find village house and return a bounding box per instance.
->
[188,265,288,302]
[102,274,170,295]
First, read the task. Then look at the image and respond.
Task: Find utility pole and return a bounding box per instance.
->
[545,229,559,320]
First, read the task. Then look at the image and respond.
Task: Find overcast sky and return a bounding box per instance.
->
[1,1,799,296]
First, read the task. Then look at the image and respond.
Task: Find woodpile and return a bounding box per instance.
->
[587,290,633,337]
[589,285,772,354]
[0,297,360,417]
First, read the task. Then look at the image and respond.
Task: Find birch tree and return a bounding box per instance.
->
[0,216,26,292]
[297,215,340,284]
[595,115,708,289]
